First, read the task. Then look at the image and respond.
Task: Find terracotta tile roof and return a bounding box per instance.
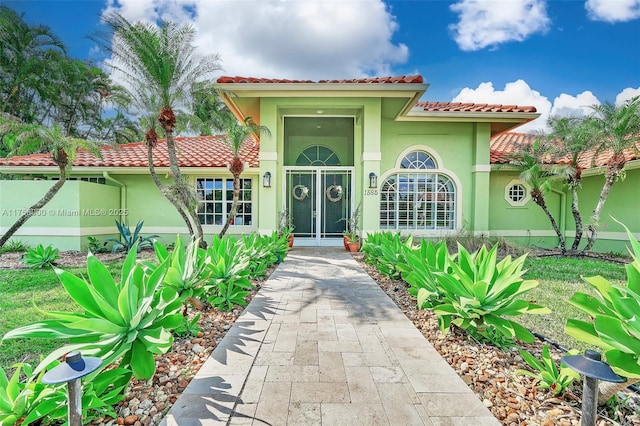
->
[0,135,260,168]
[216,75,424,84]
[490,132,640,168]
[416,101,537,113]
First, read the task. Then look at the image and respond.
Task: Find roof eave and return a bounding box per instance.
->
[213,82,429,96]
[0,166,261,175]
[399,111,541,122]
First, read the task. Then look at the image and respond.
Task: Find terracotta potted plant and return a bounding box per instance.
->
[342,204,361,252]
[277,209,295,248]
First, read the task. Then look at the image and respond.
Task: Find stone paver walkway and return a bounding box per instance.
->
[161,248,499,425]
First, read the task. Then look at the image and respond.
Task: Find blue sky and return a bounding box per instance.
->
[5,0,640,132]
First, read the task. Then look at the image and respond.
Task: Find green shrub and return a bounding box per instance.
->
[362,232,415,279]
[105,220,158,253]
[515,344,579,395]
[431,244,550,346]
[3,247,182,380]
[87,235,109,253]
[0,239,30,254]
[564,223,640,379]
[21,244,60,269]
[204,236,253,311]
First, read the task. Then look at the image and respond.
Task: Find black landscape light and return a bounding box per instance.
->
[42,351,102,426]
[562,350,624,426]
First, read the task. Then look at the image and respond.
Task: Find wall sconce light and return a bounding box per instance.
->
[263,171,272,188]
[369,172,378,189]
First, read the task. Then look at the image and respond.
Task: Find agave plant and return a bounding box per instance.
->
[3,247,182,379]
[21,244,60,269]
[397,239,451,309]
[361,232,415,279]
[564,222,640,404]
[515,344,580,395]
[204,236,253,311]
[105,220,159,253]
[432,244,550,346]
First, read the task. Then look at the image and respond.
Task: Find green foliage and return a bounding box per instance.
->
[342,203,361,241]
[432,244,550,346]
[105,220,158,253]
[21,244,60,269]
[204,236,253,311]
[3,248,182,380]
[173,313,202,338]
[87,235,109,253]
[397,240,451,309]
[516,345,580,395]
[564,223,640,378]
[0,240,30,254]
[239,232,287,279]
[362,232,415,280]
[0,362,62,425]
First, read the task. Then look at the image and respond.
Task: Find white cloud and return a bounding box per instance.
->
[549,91,600,117]
[452,80,552,133]
[101,0,409,79]
[449,0,550,51]
[586,0,640,22]
[616,87,640,105]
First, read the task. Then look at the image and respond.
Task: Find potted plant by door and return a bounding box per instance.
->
[342,204,361,252]
[278,209,295,248]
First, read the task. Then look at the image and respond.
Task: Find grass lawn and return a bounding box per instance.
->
[0,252,631,369]
[520,255,627,352]
[0,262,121,368]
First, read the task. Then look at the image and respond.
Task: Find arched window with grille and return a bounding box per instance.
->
[380,150,456,230]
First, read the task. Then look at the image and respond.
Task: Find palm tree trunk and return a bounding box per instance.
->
[570,183,583,252]
[598,377,637,406]
[534,198,566,255]
[583,171,617,253]
[146,142,194,237]
[0,166,67,248]
[219,173,240,238]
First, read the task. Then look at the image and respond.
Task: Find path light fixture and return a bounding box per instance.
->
[369,172,378,189]
[562,350,624,426]
[42,351,102,426]
[263,171,272,188]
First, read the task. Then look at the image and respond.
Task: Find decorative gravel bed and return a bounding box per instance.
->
[1,250,639,425]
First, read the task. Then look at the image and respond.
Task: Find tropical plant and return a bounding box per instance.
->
[0,117,103,248]
[216,114,271,237]
[516,344,580,395]
[546,115,597,252]
[361,232,414,280]
[583,97,640,252]
[0,239,29,254]
[94,13,221,245]
[564,221,640,404]
[173,313,202,338]
[87,235,109,253]
[204,236,253,311]
[2,248,183,379]
[431,244,550,346]
[397,239,451,309]
[21,244,60,269]
[0,362,63,426]
[149,236,210,313]
[277,209,294,237]
[105,219,158,253]
[342,203,361,242]
[509,138,566,254]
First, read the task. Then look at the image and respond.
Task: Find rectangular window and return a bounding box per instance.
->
[196,178,253,226]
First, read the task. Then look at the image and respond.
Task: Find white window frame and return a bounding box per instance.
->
[196,177,254,226]
[504,179,531,207]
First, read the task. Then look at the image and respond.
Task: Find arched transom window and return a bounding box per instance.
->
[296,145,340,166]
[380,150,456,230]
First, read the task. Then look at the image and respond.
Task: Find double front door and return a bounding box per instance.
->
[285,168,354,245]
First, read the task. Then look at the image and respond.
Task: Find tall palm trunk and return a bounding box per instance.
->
[219,171,240,238]
[583,169,618,253]
[569,179,583,252]
[146,140,194,237]
[532,189,566,254]
[0,164,67,248]
[598,377,637,406]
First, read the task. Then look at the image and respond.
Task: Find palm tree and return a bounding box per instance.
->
[95,13,221,245]
[0,116,101,248]
[546,116,597,252]
[0,6,65,122]
[509,139,566,254]
[583,96,640,252]
[216,114,270,238]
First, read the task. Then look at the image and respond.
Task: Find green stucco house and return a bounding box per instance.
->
[1,75,638,251]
